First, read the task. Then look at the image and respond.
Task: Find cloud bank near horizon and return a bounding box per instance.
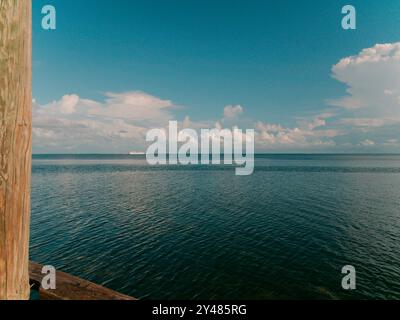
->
[33,43,400,153]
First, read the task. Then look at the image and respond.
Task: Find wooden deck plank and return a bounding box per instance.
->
[29,262,136,300]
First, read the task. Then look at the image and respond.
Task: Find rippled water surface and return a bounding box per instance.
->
[30,155,400,299]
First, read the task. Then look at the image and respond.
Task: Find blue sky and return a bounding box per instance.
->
[32,0,400,153]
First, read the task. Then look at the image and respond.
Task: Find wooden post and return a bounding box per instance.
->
[0,0,32,300]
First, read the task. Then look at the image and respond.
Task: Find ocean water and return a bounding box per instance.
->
[30,154,400,299]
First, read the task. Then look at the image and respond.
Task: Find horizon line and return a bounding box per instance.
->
[32,153,400,156]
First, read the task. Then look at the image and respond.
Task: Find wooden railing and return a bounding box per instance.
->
[29,262,136,300]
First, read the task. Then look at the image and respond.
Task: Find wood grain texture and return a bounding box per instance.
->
[29,262,136,300]
[0,0,32,300]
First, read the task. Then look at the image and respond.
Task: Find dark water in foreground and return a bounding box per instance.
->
[30,154,400,299]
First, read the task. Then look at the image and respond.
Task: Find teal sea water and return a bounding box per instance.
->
[30,155,400,299]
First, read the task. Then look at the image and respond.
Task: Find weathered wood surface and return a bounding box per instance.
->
[0,0,32,300]
[29,262,136,300]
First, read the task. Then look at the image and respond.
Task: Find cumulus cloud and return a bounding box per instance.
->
[33,92,341,153]
[255,116,339,151]
[33,42,400,153]
[338,118,387,128]
[329,43,400,118]
[58,94,80,114]
[384,139,399,146]
[33,91,176,153]
[255,113,342,150]
[324,42,400,150]
[223,105,243,119]
[88,91,175,124]
[359,139,376,147]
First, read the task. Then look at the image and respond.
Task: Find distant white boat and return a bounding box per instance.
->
[128,151,145,155]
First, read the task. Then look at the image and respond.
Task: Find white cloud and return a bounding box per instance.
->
[338,118,387,128]
[329,43,400,118]
[334,43,400,68]
[324,42,400,150]
[33,42,400,153]
[223,105,243,119]
[359,139,376,147]
[255,115,339,150]
[58,94,80,114]
[33,91,176,153]
[34,92,342,153]
[384,139,399,146]
[88,91,175,124]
